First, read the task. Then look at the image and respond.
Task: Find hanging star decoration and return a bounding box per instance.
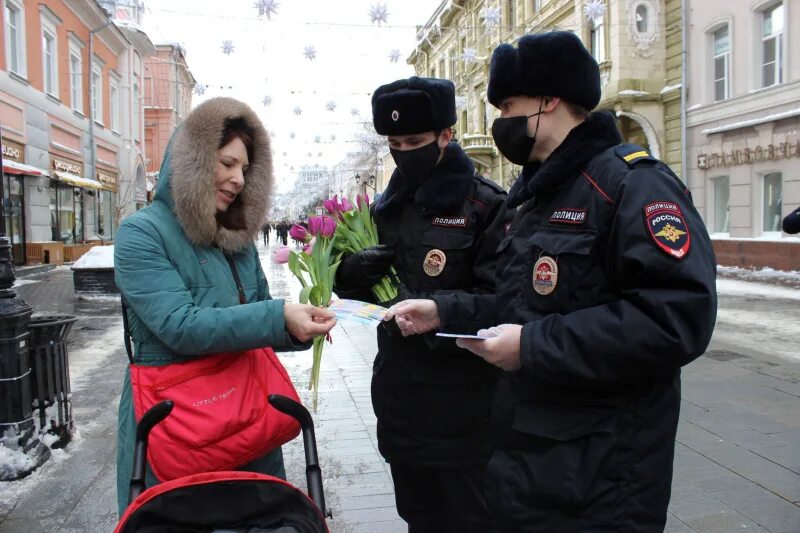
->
[455,95,468,110]
[221,40,235,55]
[462,47,478,64]
[350,108,360,116]
[369,3,389,26]
[314,135,321,143]
[304,46,317,60]
[325,100,337,112]
[482,7,501,29]
[254,0,279,19]
[330,134,336,141]
[262,95,272,107]
[290,132,296,139]
[293,107,302,116]
[194,83,207,96]
[388,49,401,63]
[583,0,606,24]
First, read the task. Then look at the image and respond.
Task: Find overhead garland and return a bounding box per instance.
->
[369,3,389,26]
[254,0,279,19]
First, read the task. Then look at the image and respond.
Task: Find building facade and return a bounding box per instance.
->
[143,43,194,177]
[408,0,684,189]
[0,0,153,265]
[685,0,798,269]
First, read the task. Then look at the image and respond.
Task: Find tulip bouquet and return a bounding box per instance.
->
[324,194,398,303]
[274,215,340,410]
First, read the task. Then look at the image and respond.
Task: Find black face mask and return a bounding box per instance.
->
[390,140,441,185]
[491,99,545,165]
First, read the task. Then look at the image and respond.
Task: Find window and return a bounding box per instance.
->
[762,172,782,232]
[133,81,140,141]
[712,176,730,233]
[5,0,26,77]
[69,39,84,113]
[590,15,607,63]
[506,0,516,29]
[109,78,120,132]
[91,63,103,124]
[712,26,730,101]
[761,2,784,87]
[41,10,60,97]
[635,4,649,33]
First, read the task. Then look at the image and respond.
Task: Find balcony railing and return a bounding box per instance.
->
[462,134,496,156]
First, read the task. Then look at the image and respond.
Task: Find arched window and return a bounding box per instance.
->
[635,4,649,33]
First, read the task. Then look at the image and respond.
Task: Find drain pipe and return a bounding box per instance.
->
[680,0,688,181]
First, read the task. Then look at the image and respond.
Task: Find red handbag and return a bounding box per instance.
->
[122,304,301,482]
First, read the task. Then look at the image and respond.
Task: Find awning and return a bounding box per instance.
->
[3,160,50,177]
[53,170,106,190]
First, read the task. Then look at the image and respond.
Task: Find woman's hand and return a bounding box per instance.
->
[284,303,337,342]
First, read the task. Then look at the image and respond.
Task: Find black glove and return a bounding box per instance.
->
[336,245,396,289]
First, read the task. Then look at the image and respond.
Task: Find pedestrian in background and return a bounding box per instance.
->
[261,221,272,245]
[113,97,336,515]
[387,33,717,532]
[336,77,513,532]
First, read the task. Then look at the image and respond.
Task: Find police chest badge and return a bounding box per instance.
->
[533,256,558,295]
[423,249,446,277]
[644,201,691,260]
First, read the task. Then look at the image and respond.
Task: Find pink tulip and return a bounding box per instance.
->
[303,237,316,255]
[289,224,308,242]
[321,216,336,238]
[341,197,353,212]
[308,216,322,236]
[272,246,291,264]
[323,198,337,215]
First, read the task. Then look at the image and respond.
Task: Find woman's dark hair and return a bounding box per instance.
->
[219,117,255,165]
[215,117,255,230]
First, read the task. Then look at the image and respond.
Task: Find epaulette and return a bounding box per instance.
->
[473,173,506,195]
[614,144,657,167]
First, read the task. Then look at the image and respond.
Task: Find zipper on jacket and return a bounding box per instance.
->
[223,253,246,305]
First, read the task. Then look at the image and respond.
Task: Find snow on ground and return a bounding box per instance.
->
[717,278,800,301]
[11,278,40,287]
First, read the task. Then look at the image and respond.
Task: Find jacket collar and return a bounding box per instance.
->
[507,111,622,208]
[375,142,475,216]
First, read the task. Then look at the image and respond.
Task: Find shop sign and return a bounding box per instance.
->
[1,138,24,162]
[52,156,83,175]
[97,170,118,192]
[135,187,146,203]
[697,140,800,170]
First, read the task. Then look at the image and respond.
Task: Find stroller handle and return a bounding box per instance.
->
[129,400,174,504]
[269,394,330,518]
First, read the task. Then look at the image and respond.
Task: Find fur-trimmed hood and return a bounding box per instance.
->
[153,97,273,253]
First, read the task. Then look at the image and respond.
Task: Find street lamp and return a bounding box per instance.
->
[354,173,376,193]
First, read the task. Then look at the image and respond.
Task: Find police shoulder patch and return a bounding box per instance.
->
[644,201,691,260]
[614,144,657,167]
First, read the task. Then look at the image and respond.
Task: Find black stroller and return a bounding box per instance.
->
[115,395,330,532]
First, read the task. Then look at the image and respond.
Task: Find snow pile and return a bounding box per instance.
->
[0,443,34,481]
[718,265,800,287]
[717,278,800,301]
[12,279,40,288]
[71,245,114,270]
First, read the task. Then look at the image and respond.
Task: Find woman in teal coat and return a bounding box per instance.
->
[114,97,336,514]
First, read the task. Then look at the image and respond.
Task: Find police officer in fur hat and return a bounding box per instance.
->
[385,33,718,531]
[334,77,513,532]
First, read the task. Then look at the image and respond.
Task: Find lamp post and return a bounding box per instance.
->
[0,134,49,480]
[354,173,376,194]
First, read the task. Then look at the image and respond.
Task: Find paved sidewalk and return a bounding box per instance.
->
[0,245,798,532]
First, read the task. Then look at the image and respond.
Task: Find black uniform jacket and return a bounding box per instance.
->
[434,112,718,530]
[337,142,514,468]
